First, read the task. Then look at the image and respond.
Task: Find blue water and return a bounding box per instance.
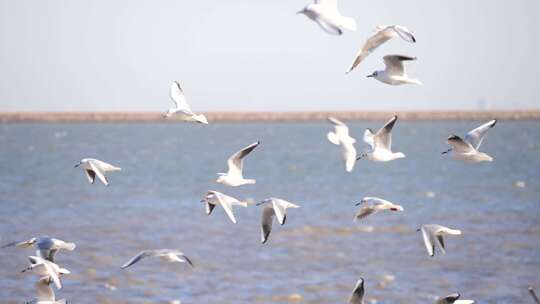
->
[0,121,539,303]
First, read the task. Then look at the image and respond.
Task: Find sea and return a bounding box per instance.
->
[0,121,539,303]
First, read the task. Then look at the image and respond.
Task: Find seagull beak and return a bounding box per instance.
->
[416,228,421,232]
[366,74,374,78]
[256,202,265,206]
[442,149,451,155]
[296,9,305,15]
[74,163,80,168]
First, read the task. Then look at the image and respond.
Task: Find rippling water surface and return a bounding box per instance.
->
[0,121,539,304]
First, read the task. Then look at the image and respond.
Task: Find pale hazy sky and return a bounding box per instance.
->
[0,0,539,112]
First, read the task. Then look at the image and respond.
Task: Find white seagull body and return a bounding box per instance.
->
[75,158,121,186]
[201,190,248,224]
[436,293,475,304]
[25,277,68,304]
[217,141,260,187]
[359,116,405,162]
[367,55,422,85]
[354,197,404,221]
[347,25,416,74]
[327,117,357,172]
[164,81,208,124]
[121,249,194,269]
[21,256,70,290]
[419,224,462,257]
[348,278,365,304]
[297,0,357,35]
[443,120,497,162]
[2,236,76,263]
[258,198,300,244]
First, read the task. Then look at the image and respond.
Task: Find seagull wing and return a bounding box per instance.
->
[448,135,475,153]
[270,199,289,225]
[421,226,435,257]
[226,141,260,176]
[383,55,416,76]
[354,206,377,221]
[315,17,343,35]
[260,206,275,244]
[347,27,395,73]
[121,251,153,269]
[214,192,241,224]
[169,81,193,113]
[342,141,357,172]
[205,202,216,215]
[43,261,62,289]
[2,238,34,249]
[393,25,416,43]
[464,120,497,150]
[88,161,109,186]
[36,277,55,301]
[374,116,398,151]
[348,278,365,304]
[363,128,375,149]
[84,170,95,184]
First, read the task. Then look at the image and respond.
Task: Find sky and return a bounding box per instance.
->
[0,0,539,112]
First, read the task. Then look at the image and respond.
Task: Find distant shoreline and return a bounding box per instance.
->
[1,111,539,122]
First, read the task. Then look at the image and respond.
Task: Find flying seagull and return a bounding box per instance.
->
[164,81,208,124]
[2,236,75,263]
[436,293,475,304]
[418,224,462,257]
[529,287,540,304]
[327,117,357,172]
[121,249,194,270]
[21,256,70,290]
[201,190,248,224]
[358,116,406,162]
[257,198,300,244]
[297,0,357,35]
[443,120,497,162]
[25,277,68,304]
[367,55,422,85]
[74,158,121,186]
[347,25,416,74]
[216,141,260,187]
[348,278,365,304]
[354,197,404,221]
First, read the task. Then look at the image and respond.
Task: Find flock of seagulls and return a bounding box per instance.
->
[1,1,534,303]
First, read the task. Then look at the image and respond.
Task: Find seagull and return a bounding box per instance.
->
[164,81,208,124]
[530,287,540,304]
[2,236,75,263]
[347,25,416,74]
[367,55,422,85]
[216,141,260,187]
[443,120,497,162]
[121,249,194,270]
[201,190,248,224]
[357,116,405,162]
[418,224,462,257]
[348,278,365,304]
[21,256,70,290]
[353,197,404,221]
[25,277,68,304]
[297,0,357,35]
[257,198,300,244]
[74,158,121,186]
[436,293,475,304]
[327,117,357,172]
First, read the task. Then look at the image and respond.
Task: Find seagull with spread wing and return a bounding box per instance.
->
[2,236,75,263]
[353,197,404,222]
[443,120,497,162]
[216,141,260,187]
[327,117,357,172]
[257,198,300,244]
[358,116,405,162]
[21,256,70,290]
[297,0,357,35]
[418,224,462,257]
[367,55,422,85]
[74,158,121,186]
[201,190,248,224]
[164,81,208,124]
[121,249,194,270]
